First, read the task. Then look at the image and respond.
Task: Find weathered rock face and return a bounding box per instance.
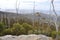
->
[0,34,53,40]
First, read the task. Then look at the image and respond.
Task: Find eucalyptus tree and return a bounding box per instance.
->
[16,0,18,23]
[51,0,59,40]
[15,0,20,23]
[32,0,35,34]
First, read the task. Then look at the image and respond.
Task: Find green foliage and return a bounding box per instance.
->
[22,23,33,34]
[2,28,12,35]
[11,23,25,35]
[0,22,6,36]
[50,25,56,31]
[0,13,60,39]
[0,21,60,39]
[49,31,60,38]
[58,31,60,35]
[0,22,5,32]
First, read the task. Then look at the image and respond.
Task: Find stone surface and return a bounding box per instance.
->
[0,34,53,40]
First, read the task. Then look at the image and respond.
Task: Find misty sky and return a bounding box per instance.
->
[0,0,60,11]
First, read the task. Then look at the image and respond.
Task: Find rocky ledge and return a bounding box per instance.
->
[0,34,53,40]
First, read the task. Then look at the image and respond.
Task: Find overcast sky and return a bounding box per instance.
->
[0,0,60,11]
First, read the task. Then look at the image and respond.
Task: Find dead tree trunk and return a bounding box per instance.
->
[51,0,59,40]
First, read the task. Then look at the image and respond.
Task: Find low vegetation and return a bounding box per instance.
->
[0,13,60,40]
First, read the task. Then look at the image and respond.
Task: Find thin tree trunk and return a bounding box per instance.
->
[32,0,35,34]
[51,0,59,40]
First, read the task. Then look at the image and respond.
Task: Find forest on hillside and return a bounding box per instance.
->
[0,0,60,40]
[0,11,60,40]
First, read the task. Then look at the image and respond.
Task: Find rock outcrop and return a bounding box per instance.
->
[0,34,53,40]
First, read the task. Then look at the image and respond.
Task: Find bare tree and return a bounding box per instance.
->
[16,0,18,22]
[32,0,35,34]
[15,0,20,23]
[51,0,59,40]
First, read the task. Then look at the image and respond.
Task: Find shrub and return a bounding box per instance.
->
[0,22,5,32]
[22,23,33,34]
[2,28,12,35]
[11,23,25,35]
